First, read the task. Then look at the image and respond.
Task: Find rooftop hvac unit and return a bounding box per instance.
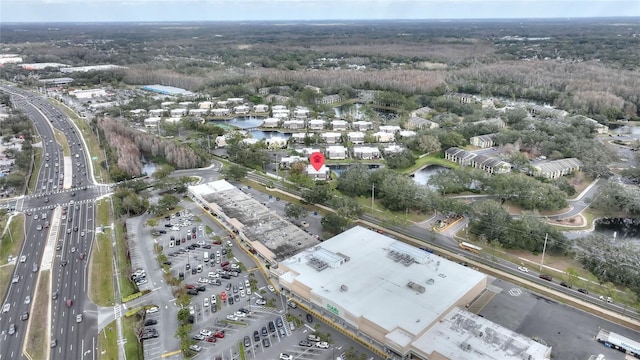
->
[340,285,348,292]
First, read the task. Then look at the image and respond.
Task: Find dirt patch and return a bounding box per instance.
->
[549,215,585,227]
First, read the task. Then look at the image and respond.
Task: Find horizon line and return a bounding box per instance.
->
[2,15,639,25]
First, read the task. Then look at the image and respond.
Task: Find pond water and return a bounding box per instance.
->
[210,116,265,129]
[593,218,640,242]
[411,165,451,186]
[327,164,382,177]
[611,123,640,135]
[248,130,291,140]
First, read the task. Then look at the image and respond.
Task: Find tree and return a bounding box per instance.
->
[336,164,372,197]
[385,150,415,169]
[302,182,332,205]
[329,197,364,219]
[153,164,175,179]
[415,134,441,153]
[284,203,307,220]
[158,194,180,211]
[321,213,350,236]
[177,308,191,325]
[222,164,248,181]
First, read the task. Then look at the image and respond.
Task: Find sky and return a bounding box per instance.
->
[1,0,639,23]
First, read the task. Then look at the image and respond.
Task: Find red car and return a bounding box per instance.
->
[221,261,230,267]
[220,291,227,301]
[205,336,216,343]
[213,240,222,245]
[66,299,73,308]
[213,331,225,339]
[185,284,196,289]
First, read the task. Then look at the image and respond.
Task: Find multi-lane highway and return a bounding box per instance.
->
[0,86,105,360]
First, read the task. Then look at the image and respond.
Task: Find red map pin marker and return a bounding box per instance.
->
[309,152,325,171]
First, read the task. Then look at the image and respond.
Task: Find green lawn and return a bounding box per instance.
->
[0,214,25,265]
[123,316,143,359]
[28,148,43,193]
[401,152,458,174]
[89,231,114,306]
[96,199,112,227]
[48,98,110,182]
[53,128,71,157]
[115,222,136,299]
[98,322,119,360]
[24,270,49,360]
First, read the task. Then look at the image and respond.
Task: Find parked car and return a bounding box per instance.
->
[299,340,313,347]
[192,335,205,341]
[262,337,270,347]
[189,344,202,352]
[253,330,260,342]
[316,341,329,349]
[243,336,251,347]
[306,313,313,323]
[144,319,157,326]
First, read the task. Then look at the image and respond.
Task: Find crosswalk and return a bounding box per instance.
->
[114,304,122,319]
[22,198,96,213]
[27,184,110,199]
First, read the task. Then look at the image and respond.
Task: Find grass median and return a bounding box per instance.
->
[53,128,71,157]
[48,98,110,183]
[97,321,119,360]
[28,147,43,193]
[115,221,136,299]
[89,199,115,306]
[123,316,143,359]
[24,270,50,360]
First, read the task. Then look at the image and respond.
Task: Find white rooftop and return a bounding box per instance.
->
[414,307,551,360]
[279,226,486,336]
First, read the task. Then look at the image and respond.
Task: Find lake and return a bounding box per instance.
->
[411,165,451,186]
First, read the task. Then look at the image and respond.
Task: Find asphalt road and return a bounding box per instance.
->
[0,86,102,360]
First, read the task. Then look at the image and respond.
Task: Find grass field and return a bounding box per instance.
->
[401,152,458,174]
[89,199,115,306]
[89,231,114,306]
[24,270,50,360]
[115,222,136,299]
[48,98,110,182]
[28,147,43,193]
[123,316,143,359]
[98,321,119,360]
[0,214,25,265]
[53,128,71,157]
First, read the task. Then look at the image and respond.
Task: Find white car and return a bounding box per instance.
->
[71,247,76,253]
[76,314,83,323]
[2,303,10,313]
[11,276,18,284]
[169,241,175,248]
[279,354,293,360]
[19,255,27,263]
[24,296,31,304]
[196,240,206,246]
[316,341,329,349]
[146,306,159,314]
[517,266,529,273]
[210,295,217,304]
[199,329,212,337]
[203,298,209,307]
[267,285,275,293]
[226,240,233,247]
[240,290,246,298]
[208,272,219,279]
[198,278,209,284]
[234,311,246,318]
[226,315,239,321]
[255,299,267,306]
[189,344,202,352]
[246,287,251,295]
[599,296,613,303]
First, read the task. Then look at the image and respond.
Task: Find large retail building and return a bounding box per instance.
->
[273,226,552,360]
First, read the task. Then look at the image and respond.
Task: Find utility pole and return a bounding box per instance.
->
[371,183,375,208]
[539,233,548,272]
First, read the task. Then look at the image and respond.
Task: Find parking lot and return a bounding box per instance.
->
[125,197,375,360]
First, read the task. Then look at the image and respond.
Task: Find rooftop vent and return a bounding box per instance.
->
[340,284,348,292]
[407,281,425,294]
